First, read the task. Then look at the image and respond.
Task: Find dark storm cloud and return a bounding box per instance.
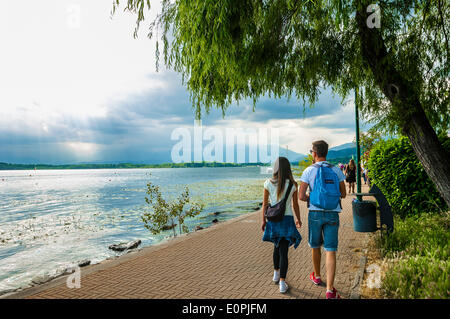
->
[0,70,357,164]
[100,71,351,130]
[214,88,348,125]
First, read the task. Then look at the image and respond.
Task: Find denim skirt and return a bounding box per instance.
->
[262,215,302,249]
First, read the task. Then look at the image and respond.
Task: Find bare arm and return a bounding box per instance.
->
[292,189,300,219]
[261,188,269,231]
[298,182,309,202]
[292,185,302,228]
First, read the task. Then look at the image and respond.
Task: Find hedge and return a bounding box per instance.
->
[367,135,449,218]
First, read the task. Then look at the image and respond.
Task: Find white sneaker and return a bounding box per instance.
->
[273,270,280,284]
[279,281,289,293]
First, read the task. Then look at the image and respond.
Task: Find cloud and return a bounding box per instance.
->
[0,70,363,163]
[0,1,369,164]
[220,88,346,123]
[0,0,160,118]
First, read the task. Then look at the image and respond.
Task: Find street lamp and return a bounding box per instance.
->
[355,88,362,201]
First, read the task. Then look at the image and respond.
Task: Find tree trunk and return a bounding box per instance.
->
[355,1,450,208]
[404,111,450,207]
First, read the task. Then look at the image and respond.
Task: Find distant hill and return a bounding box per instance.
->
[329,142,356,151]
[281,148,307,163]
[327,142,356,161]
[0,143,306,169]
[327,148,356,159]
[166,144,305,164]
[0,162,267,170]
[76,145,305,165]
[1,145,307,167]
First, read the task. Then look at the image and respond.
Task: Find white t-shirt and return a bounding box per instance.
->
[264,179,296,216]
[300,161,346,212]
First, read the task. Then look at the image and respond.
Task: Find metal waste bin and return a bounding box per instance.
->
[352,200,377,232]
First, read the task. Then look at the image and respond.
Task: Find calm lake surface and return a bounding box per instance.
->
[0,167,267,293]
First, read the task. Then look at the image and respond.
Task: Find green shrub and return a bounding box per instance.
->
[142,180,204,237]
[368,135,449,217]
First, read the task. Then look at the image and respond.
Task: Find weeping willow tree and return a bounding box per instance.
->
[112,0,449,207]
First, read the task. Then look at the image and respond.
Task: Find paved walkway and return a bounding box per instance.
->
[9,186,369,299]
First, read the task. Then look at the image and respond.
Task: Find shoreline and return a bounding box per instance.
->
[0,208,261,297]
[0,163,270,171]
[1,210,260,299]
[0,198,263,298]
[0,169,266,296]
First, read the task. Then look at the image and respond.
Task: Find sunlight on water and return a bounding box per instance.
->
[0,167,267,292]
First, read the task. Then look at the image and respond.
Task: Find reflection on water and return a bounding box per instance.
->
[0,167,266,292]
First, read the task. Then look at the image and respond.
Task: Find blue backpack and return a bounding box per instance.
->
[310,163,341,210]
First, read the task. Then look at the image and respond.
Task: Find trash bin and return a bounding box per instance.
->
[352,200,377,232]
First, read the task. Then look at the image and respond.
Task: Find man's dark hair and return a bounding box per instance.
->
[312,140,328,158]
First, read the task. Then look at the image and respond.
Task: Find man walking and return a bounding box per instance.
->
[298,140,346,299]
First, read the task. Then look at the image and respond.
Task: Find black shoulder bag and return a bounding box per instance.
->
[264,180,294,222]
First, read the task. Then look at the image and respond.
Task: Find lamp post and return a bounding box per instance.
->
[355,88,362,201]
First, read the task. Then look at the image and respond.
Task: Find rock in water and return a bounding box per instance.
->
[78,259,91,267]
[125,240,141,250]
[212,219,219,223]
[109,240,142,252]
[31,275,52,285]
[161,224,177,231]
[195,225,204,231]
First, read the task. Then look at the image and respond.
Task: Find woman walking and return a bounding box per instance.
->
[261,157,302,294]
[345,159,357,193]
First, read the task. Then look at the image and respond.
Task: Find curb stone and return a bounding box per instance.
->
[350,255,367,299]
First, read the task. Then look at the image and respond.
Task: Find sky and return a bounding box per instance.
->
[0,0,369,164]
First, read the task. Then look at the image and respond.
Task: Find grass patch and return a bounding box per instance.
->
[376,212,449,299]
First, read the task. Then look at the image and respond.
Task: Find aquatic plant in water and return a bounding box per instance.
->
[142,181,204,237]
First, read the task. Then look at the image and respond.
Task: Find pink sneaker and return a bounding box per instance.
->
[309,272,322,285]
[326,288,341,299]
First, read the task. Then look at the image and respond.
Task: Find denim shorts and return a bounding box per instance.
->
[308,211,340,251]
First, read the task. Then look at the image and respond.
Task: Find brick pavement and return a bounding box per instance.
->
[10,186,369,299]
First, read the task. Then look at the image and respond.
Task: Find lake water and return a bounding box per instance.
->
[0,167,267,293]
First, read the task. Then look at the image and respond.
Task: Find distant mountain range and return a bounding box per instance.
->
[77,145,307,165]
[72,142,356,165]
[327,143,356,160]
[288,142,356,164]
[329,142,356,151]
[3,142,356,166]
